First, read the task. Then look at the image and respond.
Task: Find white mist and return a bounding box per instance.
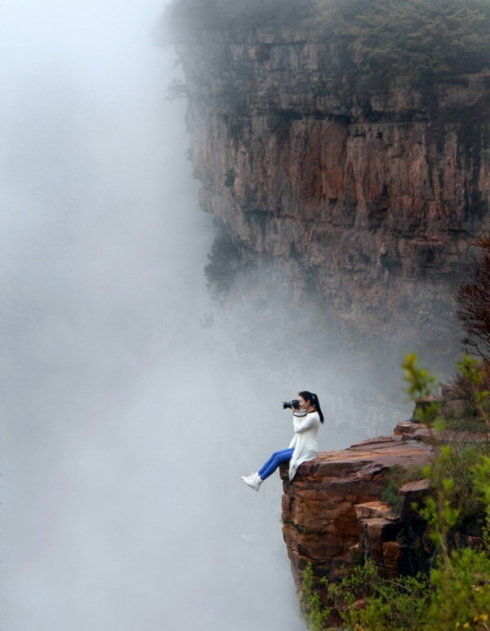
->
[0,2,412,630]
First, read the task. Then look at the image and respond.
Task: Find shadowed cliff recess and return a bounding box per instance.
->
[161,0,489,367]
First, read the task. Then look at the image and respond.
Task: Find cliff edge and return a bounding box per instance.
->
[279,422,433,596]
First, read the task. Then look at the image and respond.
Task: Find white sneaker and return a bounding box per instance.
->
[241,472,263,491]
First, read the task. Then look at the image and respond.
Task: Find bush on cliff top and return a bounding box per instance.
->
[313,0,490,82]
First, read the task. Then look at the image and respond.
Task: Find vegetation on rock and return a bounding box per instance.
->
[302,545,490,630]
[300,349,490,629]
[312,0,490,83]
[163,0,490,86]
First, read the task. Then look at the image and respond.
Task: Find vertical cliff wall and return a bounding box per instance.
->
[174,25,489,355]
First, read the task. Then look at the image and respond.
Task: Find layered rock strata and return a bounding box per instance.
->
[279,423,433,596]
[175,26,490,352]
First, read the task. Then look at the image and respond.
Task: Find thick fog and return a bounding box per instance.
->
[0,2,426,630]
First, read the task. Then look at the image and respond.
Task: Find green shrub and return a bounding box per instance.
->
[300,563,331,631]
[455,353,490,426]
[444,444,489,536]
[302,550,490,630]
[424,547,490,631]
[344,571,430,630]
[401,353,441,425]
[323,557,378,609]
[473,455,490,546]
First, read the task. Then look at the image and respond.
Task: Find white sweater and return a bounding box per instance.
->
[287,410,320,481]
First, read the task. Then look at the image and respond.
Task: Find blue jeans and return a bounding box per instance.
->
[258,448,294,480]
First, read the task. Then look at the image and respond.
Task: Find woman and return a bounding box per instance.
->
[241,390,324,491]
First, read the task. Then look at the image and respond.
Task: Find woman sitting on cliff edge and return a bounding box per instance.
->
[241,391,324,491]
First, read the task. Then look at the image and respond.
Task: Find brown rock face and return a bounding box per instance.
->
[279,430,432,595]
[174,26,489,351]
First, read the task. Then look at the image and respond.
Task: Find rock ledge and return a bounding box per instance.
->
[279,425,432,591]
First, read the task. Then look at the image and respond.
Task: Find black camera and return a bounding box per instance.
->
[282,399,300,410]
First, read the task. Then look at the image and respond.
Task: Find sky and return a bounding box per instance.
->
[0,2,429,630]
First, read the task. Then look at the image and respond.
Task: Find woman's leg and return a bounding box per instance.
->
[258,448,294,480]
[257,449,293,477]
[257,451,281,478]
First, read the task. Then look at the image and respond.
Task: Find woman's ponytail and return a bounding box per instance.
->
[312,393,325,423]
[299,390,325,423]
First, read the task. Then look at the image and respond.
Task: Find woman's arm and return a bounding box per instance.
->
[293,413,319,433]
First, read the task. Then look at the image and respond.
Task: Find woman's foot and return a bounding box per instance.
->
[240,472,263,491]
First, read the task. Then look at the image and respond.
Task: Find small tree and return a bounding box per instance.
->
[401,353,441,426]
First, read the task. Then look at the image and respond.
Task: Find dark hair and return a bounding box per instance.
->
[298,390,324,423]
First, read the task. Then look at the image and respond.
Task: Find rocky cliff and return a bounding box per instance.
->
[279,422,433,603]
[173,25,489,356]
